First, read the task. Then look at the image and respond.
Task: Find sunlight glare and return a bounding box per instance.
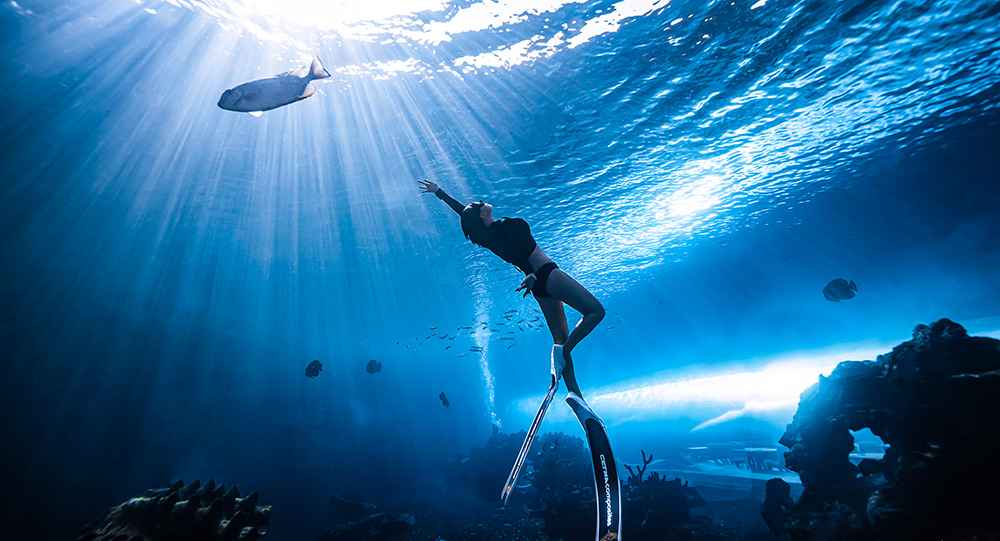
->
[516,343,897,429]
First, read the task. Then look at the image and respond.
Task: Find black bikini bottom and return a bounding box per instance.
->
[531,262,558,298]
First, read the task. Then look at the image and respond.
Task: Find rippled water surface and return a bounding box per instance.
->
[1,0,999,537]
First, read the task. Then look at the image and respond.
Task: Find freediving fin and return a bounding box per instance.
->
[501,372,558,504]
[501,347,565,504]
[567,392,623,541]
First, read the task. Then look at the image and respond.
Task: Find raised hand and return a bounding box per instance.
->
[418,179,439,194]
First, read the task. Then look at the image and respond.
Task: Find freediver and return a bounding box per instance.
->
[418,179,605,396]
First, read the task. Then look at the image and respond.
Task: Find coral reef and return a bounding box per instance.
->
[446,425,530,503]
[502,431,593,540]
[78,479,270,541]
[622,450,708,540]
[446,426,591,505]
[446,427,594,538]
[778,319,1000,540]
[449,429,715,539]
[529,484,594,540]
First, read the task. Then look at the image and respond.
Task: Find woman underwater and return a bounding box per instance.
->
[418,179,605,397]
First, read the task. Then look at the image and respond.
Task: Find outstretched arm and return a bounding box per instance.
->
[419,179,464,215]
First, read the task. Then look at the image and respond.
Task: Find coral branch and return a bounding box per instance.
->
[625,449,654,484]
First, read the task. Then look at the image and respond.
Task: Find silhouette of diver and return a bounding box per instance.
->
[420,179,605,396]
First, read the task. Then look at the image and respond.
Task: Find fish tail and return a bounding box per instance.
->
[311,56,331,80]
[849,280,857,291]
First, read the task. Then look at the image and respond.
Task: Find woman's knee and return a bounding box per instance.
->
[589,302,606,323]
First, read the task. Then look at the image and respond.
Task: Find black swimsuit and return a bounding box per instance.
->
[531,262,558,298]
[436,188,556,298]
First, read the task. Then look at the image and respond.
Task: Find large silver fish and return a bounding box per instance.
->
[218,56,330,115]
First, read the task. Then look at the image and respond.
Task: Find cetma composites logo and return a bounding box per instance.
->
[600,454,612,527]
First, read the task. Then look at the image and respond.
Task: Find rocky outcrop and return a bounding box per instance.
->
[318,512,415,541]
[79,479,270,541]
[778,319,1000,540]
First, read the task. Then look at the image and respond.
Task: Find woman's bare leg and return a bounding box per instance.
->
[535,296,569,345]
[545,269,605,358]
[535,270,603,396]
[535,296,583,395]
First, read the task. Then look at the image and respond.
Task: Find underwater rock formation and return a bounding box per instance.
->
[78,478,270,541]
[778,319,1000,540]
[318,512,415,541]
[760,478,793,536]
[622,450,708,540]
[328,491,377,522]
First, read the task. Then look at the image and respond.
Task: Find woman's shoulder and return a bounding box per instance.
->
[499,217,529,226]
[498,217,532,238]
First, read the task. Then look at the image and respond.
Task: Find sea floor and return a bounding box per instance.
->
[385,494,774,540]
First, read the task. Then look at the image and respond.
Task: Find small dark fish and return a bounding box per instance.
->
[365,359,382,374]
[439,392,450,408]
[305,360,322,378]
[823,278,858,302]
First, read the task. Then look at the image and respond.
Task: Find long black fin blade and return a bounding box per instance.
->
[567,393,623,541]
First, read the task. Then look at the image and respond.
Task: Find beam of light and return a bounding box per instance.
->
[511,342,904,430]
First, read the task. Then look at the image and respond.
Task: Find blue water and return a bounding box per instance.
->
[2,0,999,538]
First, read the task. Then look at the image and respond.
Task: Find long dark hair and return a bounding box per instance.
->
[461,202,489,246]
